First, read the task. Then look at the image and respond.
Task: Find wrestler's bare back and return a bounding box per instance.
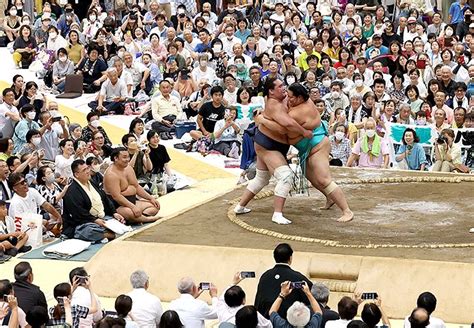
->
[259,97,290,144]
[287,100,322,144]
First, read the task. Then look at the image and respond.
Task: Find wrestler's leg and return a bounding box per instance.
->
[116,206,140,223]
[135,200,161,222]
[305,138,353,222]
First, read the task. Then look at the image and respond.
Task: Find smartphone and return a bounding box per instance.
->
[56,296,65,305]
[361,292,378,300]
[52,116,62,122]
[3,295,9,302]
[290,281,305,289]
[416,59,426,69]
[199,282,210,290]
[240,271,256,278]
[75,275,88,285]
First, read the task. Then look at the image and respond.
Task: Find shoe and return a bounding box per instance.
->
[160,132,170,140]
[166,132,173,140]
[18,245,32,253]
[5,248,18,257]
[234,204,252,214]
[0,253,12,264]
[272,214,292,225]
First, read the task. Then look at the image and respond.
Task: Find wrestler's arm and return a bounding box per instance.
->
[103,172,136,208]
[270,105,312,138]
[128,167,155,201]
[255,114,287,134]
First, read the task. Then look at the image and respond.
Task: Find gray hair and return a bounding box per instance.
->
[399,102,411,111]
[107,67,118,75]
[311,282,330,303]
[130,270,149,289]
[177,277,195,294]
[350,93,362,100]
[286,301,310,327]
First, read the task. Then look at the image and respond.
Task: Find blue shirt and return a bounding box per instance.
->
[195,42,211,53]
[449,2,470,24]
[13,119,41,154]
[235,29,251,43]
[365,45,389,59]
[396,143,428,170]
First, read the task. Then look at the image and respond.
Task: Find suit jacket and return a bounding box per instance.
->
[254,263,313,319]
[62,179,116,238]
[12,280,47,315]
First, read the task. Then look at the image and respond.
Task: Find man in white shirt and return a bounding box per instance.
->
[151,80,182,137]
[219,23,242,55]
[403,292,446,328]
[223,74,238,106]
[191,54,217,85]
[228,43,253,68]
[7,173,62,224]
[169,277,218,328]
[114,57,134,97]
[88,68,128,116]
[123,52,151,96]
[325,296,358,328]
[127,270,163,327]
[403,17,419,42]
[69,267,103,327]
[0,88,20,139]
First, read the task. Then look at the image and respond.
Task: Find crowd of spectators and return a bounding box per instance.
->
[0,244,449,327]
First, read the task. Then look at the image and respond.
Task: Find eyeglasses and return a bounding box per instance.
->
[14,179,27,187]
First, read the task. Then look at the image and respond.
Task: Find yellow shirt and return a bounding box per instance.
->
[297,51,321,71]
[67,43,84,65]
[151,94,182,122]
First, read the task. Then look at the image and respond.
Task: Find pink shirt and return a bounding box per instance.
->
[352,137,390,168]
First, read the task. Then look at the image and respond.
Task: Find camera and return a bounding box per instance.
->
[361,292,378,300]
[129,14,137,20]
[199,282,210,290]
[52,116,62,122]
[178,13,186,18]
[436,136,447,144]
[290,281,305,289]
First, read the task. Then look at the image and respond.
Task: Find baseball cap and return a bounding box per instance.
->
[372,33,382,39]
[407,17,417,24]
[41,12,51,20]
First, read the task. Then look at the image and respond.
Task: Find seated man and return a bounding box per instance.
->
[12,262,47,315]
[8,173,62,234]
[127,270,163,327]
[169,277,218,328]
[88,68,128,116]
[151,80,182,139]
[104,148,160,223]
[62,159,125,242]
[0,200,31,256]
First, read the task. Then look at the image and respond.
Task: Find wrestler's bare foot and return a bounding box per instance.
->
[336,210,353,222]
[320,198,335,210]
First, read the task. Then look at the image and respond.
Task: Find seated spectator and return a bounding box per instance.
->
[395,103,415,125]
[114,295,139,328]
[432,128,462,172]
[86,156,104,188]
[12,104,41,154]
[403,292,445,328]
[122,134,152,185]
[0,160,13,202]
[325,296,359,328]
[0,281,26,327]
[169,277,218,328]
[451,107,466,129]
[0,88,20,139]
[151,80,182,139]
[17,129,42,156]
[269,281,322,328]
[174,68,198,99]
[430,109,450,134]
[310,283,340,328]
[88,68,128,116]
[62,159,123,242]
[217,273,271,327]
[81,111,112,145]
[12,262,47,315]
[159,310,184,328]
[361,300,391,328]
[52,47,75,93]
[25,306,50,328]
[36,165,67,216]
[69,267,103,326]
[8,172,62,231]
[146,130,173,177]
[213,107,241,159]
[103,148,161,223]
[48,281,98,327]
[76,46,108,93]
[190,86,226,140]
[18,82,46,120]
[55,139,81,179]
[12,25,37,69]
[69,123,83,143]
[88,130,113,163]
[346,119,390,169]
[329,123,351,166]
[123,52,152,96]
[129,118,146,143]
[0,200,31,256]
[96,316,127,327]
[395,128,428,171]
[127,270,163,327]
[255,243,313,319]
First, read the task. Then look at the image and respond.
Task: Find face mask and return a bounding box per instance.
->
[92,164,101,173]
[203,16,210,22]
[27,112,36,120]
[200,60,208,67]
[23,19,30,25]
[322,80,331,88]
[89,15,97,22]
[263,23,271,29]
[118,50,125,58]
[32,137,41,146]
[212,45,222,52]
[275,28,282,34]
[346,24,354,31]
[309,31,318,39]
[445,29,453,37]
[282,37,290,44]
[49,32,57,39]
[45,175,56,184]
[50,110,59,117]
[90,120,100,128]
[416,119,426,125]
[335,131,345,140]
[354,79,363,87]
[332,91,340,99]
[366,129,376,138]
[286,77,296,85]
[59,56,67,62]
[237,63,245,71]
[10,10,17,16]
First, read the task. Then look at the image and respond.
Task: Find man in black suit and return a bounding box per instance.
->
[311,282,340,328]
[62,159,125,242]
[11,262,47,315]
[254,243,313,319]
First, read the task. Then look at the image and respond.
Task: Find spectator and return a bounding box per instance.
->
[69,267,103,326]
[0,159,13,202]
[406,308,430,328]
[76,46,108,93]
[25,306,50,328]
[123,51,151,96]
[255,243,313,319]
[361,300,391,328]
[151,80,182,139]
[325,296,358,328]
[38,110,69,162]
[169,277,218,327]
[147,130,173,176]
[122,134,153,185]
[190,86,226,140]
[310,283,340,328]
[12,262,47,315]
[0,88,20,139]
[12,25,37,69]
[0,199,31,256]
[88,68,128,115]
[0,282,25,327]
[159,310,184,328]
[81,111,112,146]
[213,107,241,159]
[329,123,352,166]
[36,165,68,216]
[432,128,462,172]
[268,281,322,328]
[12,104,41,154]
[114,295,139,328]
[127,270,163,327]
[395,128,428,171]
[52,47,75,93]
[55,139,80,179]
[404,292,446,328]
[62,159,122,242]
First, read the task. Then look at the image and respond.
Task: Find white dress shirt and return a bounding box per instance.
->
[127,288,163,327]
[326,318,351,328]
[71,286,103,327]
[403,315,446,328]
[169,293,218,328]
